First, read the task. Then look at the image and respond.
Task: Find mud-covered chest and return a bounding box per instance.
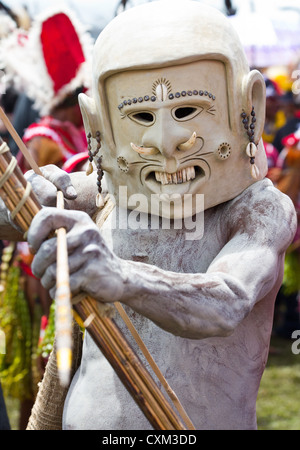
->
[99,207,225,273]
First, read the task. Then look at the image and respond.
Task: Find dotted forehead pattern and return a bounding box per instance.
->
[118,89,216,111]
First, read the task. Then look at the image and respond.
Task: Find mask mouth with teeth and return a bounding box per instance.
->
[130,130,209,199]
[154,166,196,185]
[143,162,208,195]
[79,1,268,220]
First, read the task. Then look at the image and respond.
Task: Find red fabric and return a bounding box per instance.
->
[20,116,87,173]
[39,315,48,345]
[41,13,85,93]
[282,133,300,148]
[40,315,48,331]
[23,115,87,160]
[19,261,37,279]
[62,151,89,173]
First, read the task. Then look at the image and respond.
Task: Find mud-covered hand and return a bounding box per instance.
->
[25,164,77,207]
[27,207,126,302]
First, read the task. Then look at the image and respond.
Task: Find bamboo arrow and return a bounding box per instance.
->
[0,106,73,387]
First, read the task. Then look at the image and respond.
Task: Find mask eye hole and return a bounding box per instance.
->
[172,106,203,121]
[128,111,155,126]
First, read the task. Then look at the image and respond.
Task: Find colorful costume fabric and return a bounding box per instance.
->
[275,128,300,295]
[20,116,87,170]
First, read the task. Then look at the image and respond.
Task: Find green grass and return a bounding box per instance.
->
[4,396,19,430]
[257,336,300,430]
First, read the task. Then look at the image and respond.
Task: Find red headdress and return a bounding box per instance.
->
[0,6,93,115]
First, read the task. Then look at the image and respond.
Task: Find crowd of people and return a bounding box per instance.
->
[261,72,300,337]
[0,0,298,430]
[0,3,92,429]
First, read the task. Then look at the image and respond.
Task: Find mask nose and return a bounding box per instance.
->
[141,110,193,161]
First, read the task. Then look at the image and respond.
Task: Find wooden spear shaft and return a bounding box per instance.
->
[0,107,42,176]
[55,191,73,387]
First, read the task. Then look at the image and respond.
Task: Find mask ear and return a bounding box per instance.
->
[242,70,266,144]
[79,93,101,137]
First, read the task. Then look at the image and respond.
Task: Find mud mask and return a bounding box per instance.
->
[79,1,267,219]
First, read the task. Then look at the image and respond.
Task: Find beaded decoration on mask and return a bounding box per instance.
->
[86,131,104,207]
[241,107,259,179]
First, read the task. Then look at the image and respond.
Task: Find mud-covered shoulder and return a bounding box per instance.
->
[223,178,297,253]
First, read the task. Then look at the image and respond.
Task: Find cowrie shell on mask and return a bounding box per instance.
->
[86,161,94,176]
[251,164,260,179]
[96,192,105,208]
[246,142,257,158]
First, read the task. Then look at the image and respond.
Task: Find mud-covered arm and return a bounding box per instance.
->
[119,183,297,338]
[27,181,297,340]
[120,231,283,338]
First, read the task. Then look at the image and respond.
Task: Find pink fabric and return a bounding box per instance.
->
[264,141,279,168]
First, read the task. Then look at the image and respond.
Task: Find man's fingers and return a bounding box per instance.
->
[40,165,77,199]
[24,171,57,206]
[38,246,89,294]
[31,236,59,279]
[25,165,77,207]
[40,262,57,291]
[28,208,98,271]
[28,208,76,252]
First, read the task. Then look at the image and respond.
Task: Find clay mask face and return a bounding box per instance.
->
[79,1,268,220]
[105,60,266,219]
